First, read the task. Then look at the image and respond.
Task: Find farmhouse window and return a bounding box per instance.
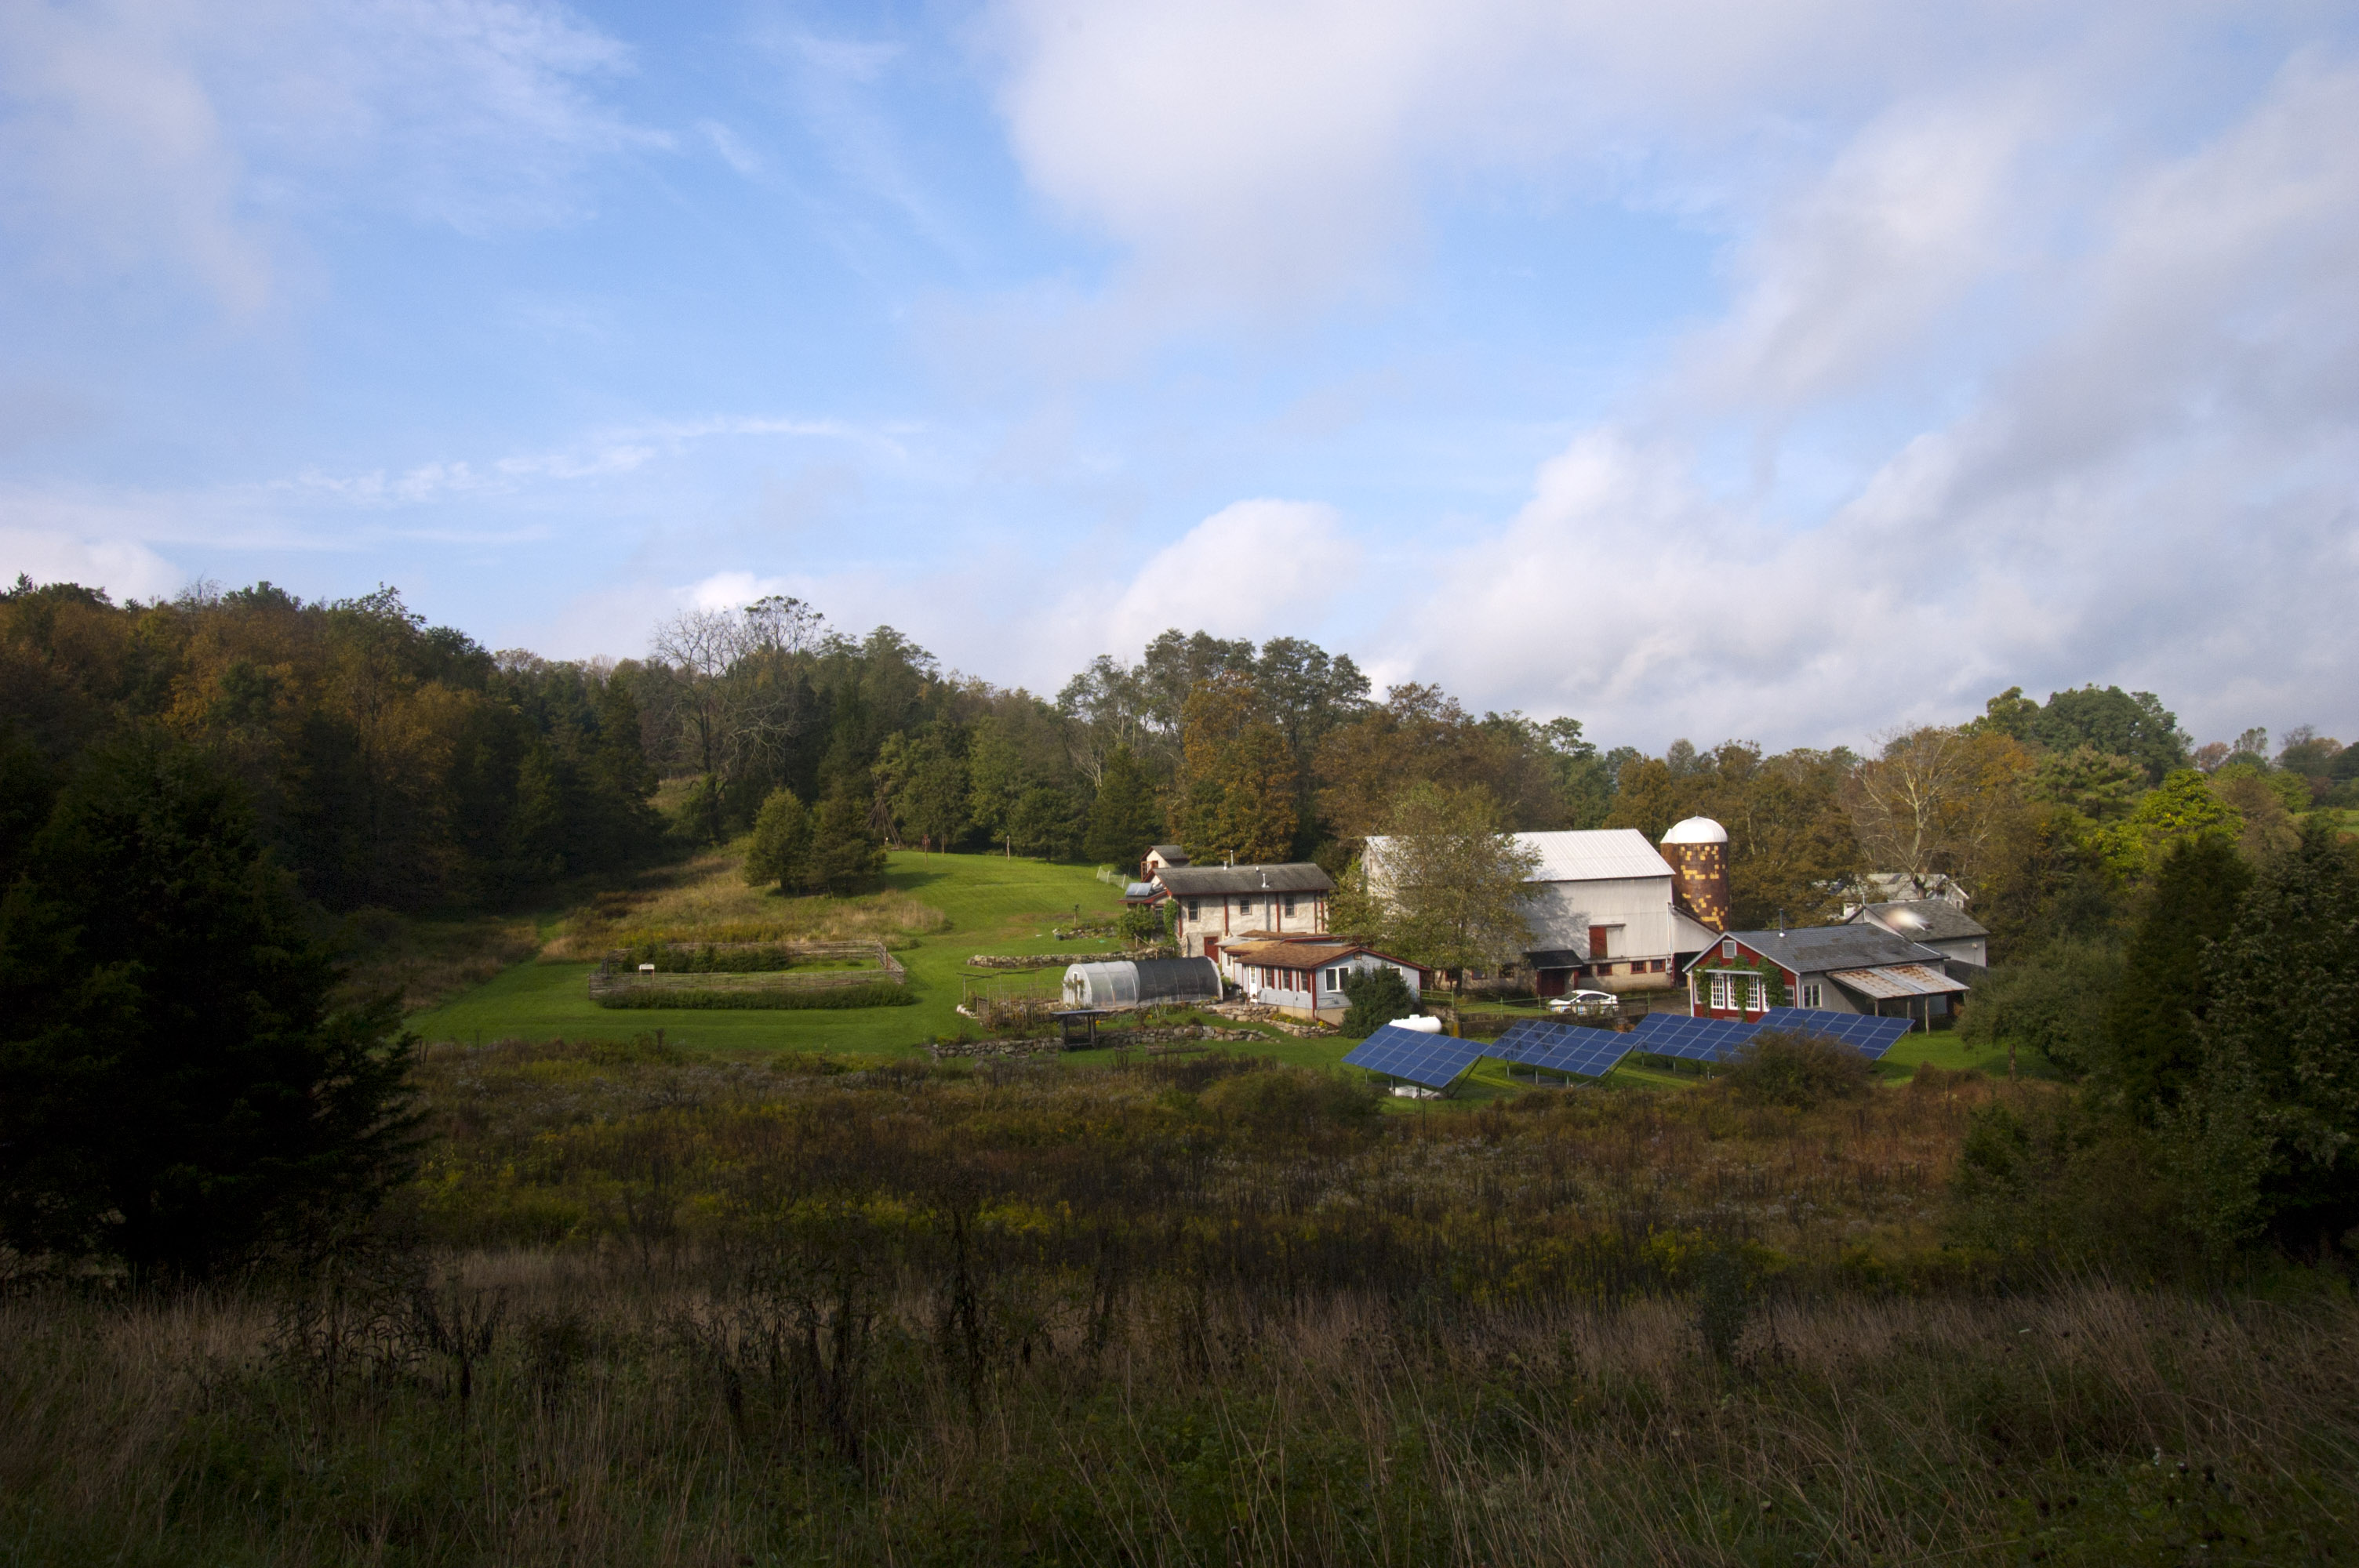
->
[1186,899,1200,920]
[1282,894,1297,915]
[1324,967,1344,992]
[1721,938,1737,959]
[1747,977,1768,1011]
[1801,982,1822,1007]
[1710,973,1732,1009]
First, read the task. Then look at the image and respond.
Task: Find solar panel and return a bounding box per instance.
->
[1627,1011,1761,1062]
[1759,1007,1911,1059]
[1342,1024,1485,1090]
[1488,1018,1635,1080]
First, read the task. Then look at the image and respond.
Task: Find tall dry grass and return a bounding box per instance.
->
[8,1048,2351,1565]
[2,1255,2350,1566]
[540,844,945,959]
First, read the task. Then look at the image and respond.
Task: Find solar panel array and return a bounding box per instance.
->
[1626,1012,1761,1062]
[1488,1018,1636,1080]
[1344,1007,1909,1093]
[1760,1007,1911,1059]
[1341,1024,1485,1089]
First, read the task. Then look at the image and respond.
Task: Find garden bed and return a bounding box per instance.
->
[589,940,908,1008]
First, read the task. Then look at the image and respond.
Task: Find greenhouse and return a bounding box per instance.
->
[1060,957,1222,1010]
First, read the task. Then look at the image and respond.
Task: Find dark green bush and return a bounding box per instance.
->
[596,982,914,1011]
[1339,967,1419,1036]
[1720,1029,1874,1108]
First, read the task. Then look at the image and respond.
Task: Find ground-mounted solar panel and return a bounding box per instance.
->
[1759,1007,1911,1059]
[1488,1019,1634,1081]
[1628,1011,1761,1062]
[1342,1025,1485,1090]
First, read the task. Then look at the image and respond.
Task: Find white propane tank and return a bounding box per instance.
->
[1394,1014,1444,1033]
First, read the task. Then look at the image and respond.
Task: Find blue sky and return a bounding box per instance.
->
[4,0,2357,753]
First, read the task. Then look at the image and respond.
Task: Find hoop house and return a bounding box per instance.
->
[1060,957,1221,1010]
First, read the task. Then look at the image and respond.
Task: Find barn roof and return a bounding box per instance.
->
[1365,827,1671,887]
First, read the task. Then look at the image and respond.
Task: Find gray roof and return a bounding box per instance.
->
[1149,844,1187,857]
[1687,924,1946,975]
[1849,900,1989,942]
[1154,863,1335,896]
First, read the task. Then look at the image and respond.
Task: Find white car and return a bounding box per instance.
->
[1547,989,1620,1017]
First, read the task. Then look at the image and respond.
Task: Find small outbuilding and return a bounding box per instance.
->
[1216,935,1429,1024]
[1846,899,1989,969]
[1681,926,1970,1029]
[1060,956,1223,1011]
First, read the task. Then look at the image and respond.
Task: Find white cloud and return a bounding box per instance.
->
[0,0,648,314]
[0,527,185,603]
[1094,499,1358,653]
[1408,51,2359,748]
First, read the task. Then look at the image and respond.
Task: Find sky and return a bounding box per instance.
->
[3,0,2357,754]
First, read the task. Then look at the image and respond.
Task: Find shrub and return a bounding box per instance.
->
[1720,1029,1874,1109]
[1199,1065,1379,1140]
[1339,967,1419,1036]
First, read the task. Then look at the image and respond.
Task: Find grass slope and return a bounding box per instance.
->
[408,850,1130,1056]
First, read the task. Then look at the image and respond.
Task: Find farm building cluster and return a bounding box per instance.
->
[1079,822,1987,1029]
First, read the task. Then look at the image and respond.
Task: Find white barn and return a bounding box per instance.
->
[1365,826,1722,996]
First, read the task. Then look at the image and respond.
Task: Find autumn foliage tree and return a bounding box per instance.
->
[1176,677,1298,864]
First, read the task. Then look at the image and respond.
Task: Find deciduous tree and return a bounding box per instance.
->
[1365,783,1539,976]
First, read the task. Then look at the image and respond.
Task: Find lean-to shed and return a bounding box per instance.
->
[1060,957,1222,1010]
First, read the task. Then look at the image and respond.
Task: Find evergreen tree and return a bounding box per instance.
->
[0,733,417,1276]
[2101,835,2252,1118]
[742,786,813,891]
[1084,746,1162,869]
[803,787,888,893]
[1339,967,1418,1037]
[1010,785,1085,861]
[585,676,663,863]
[2168,822,2359,1256]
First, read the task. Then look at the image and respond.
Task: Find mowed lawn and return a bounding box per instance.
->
[406,850,1132,1058]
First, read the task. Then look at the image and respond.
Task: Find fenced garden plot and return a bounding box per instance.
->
[589,940,910,1009]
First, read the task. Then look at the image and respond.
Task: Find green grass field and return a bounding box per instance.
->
[408,850,1134,1057]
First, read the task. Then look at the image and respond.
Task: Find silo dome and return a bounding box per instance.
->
[1660,816,1728,845]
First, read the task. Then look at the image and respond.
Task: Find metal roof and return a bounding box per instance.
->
[1154,863,1335,896]
[1829,963,1969,1000]
[1849,900,1989,942]
[1515,829,1675,882]
[1148,844,1188,858]
[1368,827,1671,886]
[1688,924,1947,975]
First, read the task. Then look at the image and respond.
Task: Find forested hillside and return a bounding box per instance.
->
[4,575,2350,949]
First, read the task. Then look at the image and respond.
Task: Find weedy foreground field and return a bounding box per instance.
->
[5,1045,2352,1566]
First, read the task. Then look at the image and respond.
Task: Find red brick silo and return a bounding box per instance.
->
[1660,817,1731,930]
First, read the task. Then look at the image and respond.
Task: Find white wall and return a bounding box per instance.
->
[1520,875,1681,959]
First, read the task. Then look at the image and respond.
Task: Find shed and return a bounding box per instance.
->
[1846,899,1989,968]
[1060,957,1222,1010]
